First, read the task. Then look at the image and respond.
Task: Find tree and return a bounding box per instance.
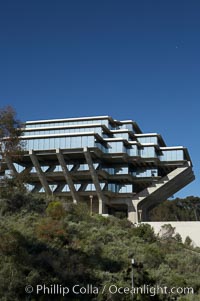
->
[0,106,23,157]
[149,197,200,221]
[0,106,26,194]
[185,236,193,247]
[159,224,175,240]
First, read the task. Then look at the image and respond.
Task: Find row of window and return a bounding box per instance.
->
[29,183,133,193]
[107,184,133,193]
[27,164,158,177]
[26,119,110,128]
[113,133,130,140]
[140,147,156,158]
[23,128,162,148]
[131,169,158,177]
[23,137,184,161]
[24,128,140,142]
[24,127,103,136]
[120,124,134,131]
[24,136,96,150]
[103,167,129,175]
[160,150,184,161]
[102,168,158,177]
[107,141,127,153]
[25,120,135,132]
[137,137,158,144]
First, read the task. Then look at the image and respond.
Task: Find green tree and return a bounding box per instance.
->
[0,106,27,195]
[149,197,200,221]
[46,201,66,220]
[0,106,23,157]
[185,236,193,247]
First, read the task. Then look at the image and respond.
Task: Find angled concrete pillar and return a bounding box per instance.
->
[84,147,105,214]
[29,150,51,195]
[56,149,79,203]
[5,156,18,176]
[32,183,42,193]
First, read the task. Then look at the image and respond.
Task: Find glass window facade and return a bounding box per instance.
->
[24,126,103,136]
[131,168,158,177]
[25,118,111,129]
[24,135,96,150]
[140,147,156,158]
[107,184,133,193]
[160,150,184,161]
[127,145,139,156]
[102,166,128,175]
[120,123,134,131]
[107,141,126,153]
[113,132,129,140]
[137,136,158,144]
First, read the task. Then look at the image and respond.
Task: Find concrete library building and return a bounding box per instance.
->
[2,115,195,223]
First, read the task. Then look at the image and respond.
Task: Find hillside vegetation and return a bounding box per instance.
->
[149,196,200,221]
[0,189,200,301]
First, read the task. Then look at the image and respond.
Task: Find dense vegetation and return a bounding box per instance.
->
[0,190,200,301]
[0,106,200,300]
[149,196,200,221]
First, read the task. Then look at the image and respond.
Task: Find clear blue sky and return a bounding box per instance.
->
[0,0,199,198]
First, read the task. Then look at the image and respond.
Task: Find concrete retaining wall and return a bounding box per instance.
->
[146,222,200,247]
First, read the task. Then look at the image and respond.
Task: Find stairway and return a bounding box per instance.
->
[133,162,195,211]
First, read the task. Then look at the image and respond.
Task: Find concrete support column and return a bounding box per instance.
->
[102,202,108,214]
[29,150,51,195]
[99,197,108,215]
[84,147,105,214]
[56,149,79,204]
[127,201,138,224]
[140,206,148,221]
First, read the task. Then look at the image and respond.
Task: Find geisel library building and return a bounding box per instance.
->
[2,116,195,223]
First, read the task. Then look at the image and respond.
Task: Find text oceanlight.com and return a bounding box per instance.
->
[25,284,194,297]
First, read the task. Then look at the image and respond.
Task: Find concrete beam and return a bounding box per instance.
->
[56,149,79,203]
[84,147,105,214]
[29,150,51,195]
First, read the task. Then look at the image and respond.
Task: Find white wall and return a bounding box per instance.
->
[146,222,200,247]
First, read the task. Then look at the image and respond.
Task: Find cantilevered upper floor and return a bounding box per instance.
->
[21,115,191,163]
